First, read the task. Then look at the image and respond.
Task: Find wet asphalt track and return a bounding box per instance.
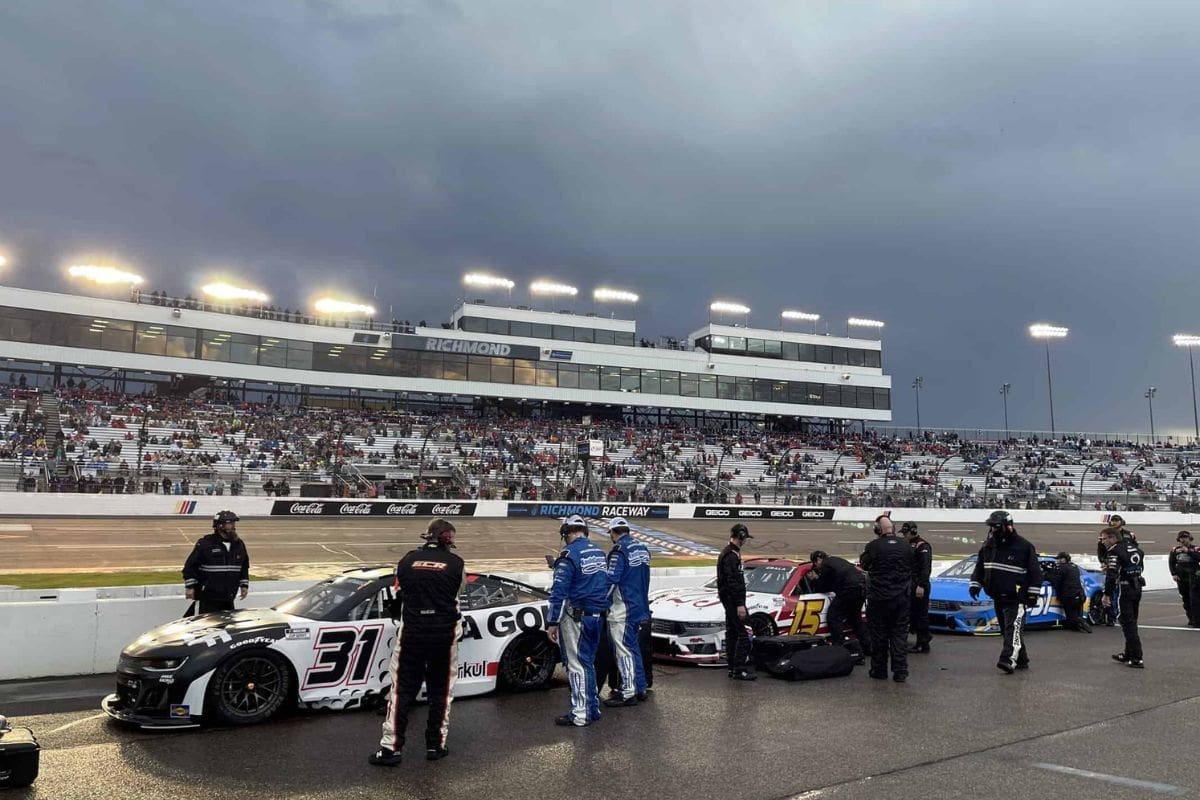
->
[2,591,1197,800]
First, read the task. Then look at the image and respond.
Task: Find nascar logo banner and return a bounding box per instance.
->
[692,505,836,520]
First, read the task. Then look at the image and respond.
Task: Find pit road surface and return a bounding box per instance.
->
[2,592,1196,800]
[0,518,1187,578]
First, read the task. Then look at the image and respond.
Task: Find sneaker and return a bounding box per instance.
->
[604,691,623,704]
[426,747,449,761]
[892,673,908,683]
[636,692,649,702]
[907,644,930,654]
[368,748,402,767]
[1127,660,1145,669]
[603,695,638,707]
[996,662,1015,675]
[554,714,589,727]
[729,670,757,681]
[1112,653,1129,663]
[1015,663,1030,670]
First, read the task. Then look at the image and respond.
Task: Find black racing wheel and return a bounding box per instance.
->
[498,632,556,692]
[1087,591,1107,626]
[749,613,778,638]
[207,650,292,725]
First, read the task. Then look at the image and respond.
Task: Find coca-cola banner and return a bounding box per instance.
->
[270,500,477,517]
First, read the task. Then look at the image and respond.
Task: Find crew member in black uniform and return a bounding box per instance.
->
[717,524,756,681]
[182,510,249,613]
[902,522,933,653]
[371,518,465,767]
[1168,531,1198,626]
[1095,515,1135,626]
[1048,552,1091,632]
[1102,526,1145,668]
[808,550,868,652]
[970,510,1042,674]
[860,515,916,682]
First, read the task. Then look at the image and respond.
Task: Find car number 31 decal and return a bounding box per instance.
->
[302,624,385,689]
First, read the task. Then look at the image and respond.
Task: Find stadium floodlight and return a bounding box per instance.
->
[781,310,820,321]
[314,297,376,316]
[710,301,751,315]
[1028,322,1068,437]
[530,280,578,297]
[463,272,515,291]
[68,264,144,286]
[1174,334,1200,442]
[202,281,269,304]
[593,287,639,303]
[847,317,885,329]
[0,255,7,268]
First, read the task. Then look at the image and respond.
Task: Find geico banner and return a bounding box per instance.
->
[507,502,670,519]
[692,505,836,521]
[270,501,477,517]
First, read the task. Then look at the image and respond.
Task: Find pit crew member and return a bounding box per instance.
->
[718,524,756,681]
[604,516,651,706]
[970,511,1042,674]
[182,510,249,614]
[903,522,933,653]
[860,514,916,682]
[1102,526,1145,668]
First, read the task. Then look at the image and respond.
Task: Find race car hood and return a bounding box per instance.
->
[123,609,300,657]
[649,587,782,623]
[928,576,981,603]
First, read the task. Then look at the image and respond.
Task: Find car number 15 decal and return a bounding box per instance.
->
[788,599,826,636]
[303,624,385,689]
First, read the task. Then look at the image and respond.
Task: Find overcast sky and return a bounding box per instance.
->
[2,1,1199,436]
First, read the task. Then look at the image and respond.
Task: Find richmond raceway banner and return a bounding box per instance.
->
[506,502,670,519]
[691,505,836,521]
[270,501,477,517]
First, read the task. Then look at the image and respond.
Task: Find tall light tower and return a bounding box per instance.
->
[1173,334,1200,443]
[1029,324,1068,438]
[911,376,924,435]
[1145,386,1157,442]
[999,383,1012,440]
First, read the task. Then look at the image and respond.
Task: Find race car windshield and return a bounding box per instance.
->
[744,565,795,595]
[940,558,977,578]
[275,576,374,620]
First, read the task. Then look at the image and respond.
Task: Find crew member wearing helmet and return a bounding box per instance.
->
[717,524,756,681]
[547,515,611,727]
[860,514,916,682]
[603,516,652,706]
[902,522,934,654]
[1048,552,1090,632]
[182,510,249,614]
[969,511,1042,674]
[371,518,464,767]
[1167,531,1198,626]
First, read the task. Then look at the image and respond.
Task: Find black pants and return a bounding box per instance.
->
[909,586,931,647]
[1113,585,1143,661]
[867,595,909,677]
[723,604,752,672]
[197,596,234,614]
[596,619,654,692]
[380,624,460,752]
[1060,595,1088,630]
[826,589,868,649]
[995,602,1029,669]
[1178,576,1196,624]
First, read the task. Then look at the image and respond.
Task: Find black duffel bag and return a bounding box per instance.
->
[0,719,39,789]
[751,635,823,671]
[766,643,855,681]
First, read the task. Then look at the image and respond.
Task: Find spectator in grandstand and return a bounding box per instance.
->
[182,511,249,614]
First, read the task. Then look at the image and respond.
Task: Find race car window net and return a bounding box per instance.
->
[460,576,539,611]
[275,576,374,620]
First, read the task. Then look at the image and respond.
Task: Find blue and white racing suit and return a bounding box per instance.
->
[548,536,611,725]
[606,533,651,699]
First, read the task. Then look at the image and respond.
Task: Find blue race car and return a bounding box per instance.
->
[927,555,1106,634]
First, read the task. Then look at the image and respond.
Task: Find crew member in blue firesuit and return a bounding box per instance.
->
[547,515,611,726]
[603,516,652,706]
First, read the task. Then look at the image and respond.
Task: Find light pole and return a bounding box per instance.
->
[1000,383,1011,440]
[1029,324,1068,438]
[1174,334,1200,444]
[911,377,924,435]
[1145,386,1157,442]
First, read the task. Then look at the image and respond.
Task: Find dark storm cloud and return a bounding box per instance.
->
[2,1,1200,434]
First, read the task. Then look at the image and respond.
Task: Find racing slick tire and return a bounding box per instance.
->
[1087,591,1106,627]
[206,649,293,726]
[749,613,778,638]
[497,632,556,692]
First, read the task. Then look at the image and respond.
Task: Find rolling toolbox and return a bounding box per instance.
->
[0,718,40,789]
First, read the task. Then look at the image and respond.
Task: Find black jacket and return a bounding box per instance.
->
[393,543,465,635]
[811,556,866,596]
[859,535,916,600]
[717,543,746,607]
[909,537,933,588]
[1104,539,1144,595]
[1168,544,1198,579]
[183,532,249,601]
[1050,562,1085,601]
[970,532,1042,603]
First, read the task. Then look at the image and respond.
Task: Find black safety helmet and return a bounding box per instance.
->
[986,510,1013,529]
[1110,514,1125,528]
[213,510,239,529]
[423,518,456,548]
[900,521,919,536]
[730,523,752,541]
